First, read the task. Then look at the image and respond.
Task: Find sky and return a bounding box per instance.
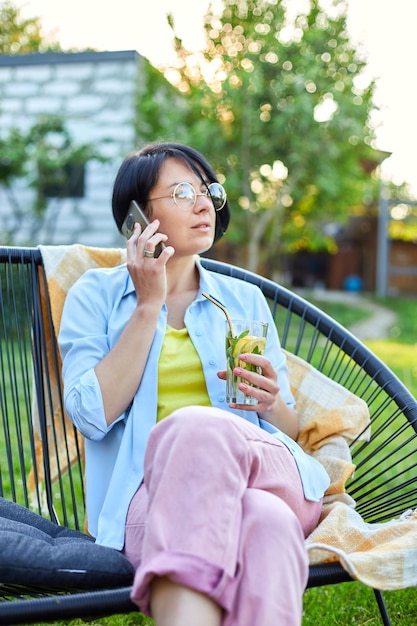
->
[12,0,417,194]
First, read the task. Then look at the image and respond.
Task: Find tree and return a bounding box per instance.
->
[138,0,379,272]
[134,59,191,144]
[0,1,60,53]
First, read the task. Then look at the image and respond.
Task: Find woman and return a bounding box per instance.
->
[59,142,329,626]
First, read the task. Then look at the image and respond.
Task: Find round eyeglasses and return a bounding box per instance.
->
[149,181,227,212]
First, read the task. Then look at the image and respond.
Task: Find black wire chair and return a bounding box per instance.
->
[0,246,416,626]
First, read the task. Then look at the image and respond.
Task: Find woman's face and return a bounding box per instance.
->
[147,158,216,256]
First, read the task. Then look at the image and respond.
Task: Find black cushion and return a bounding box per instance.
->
[0,498,134,589]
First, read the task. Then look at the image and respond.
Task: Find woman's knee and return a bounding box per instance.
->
[243,488,305,542]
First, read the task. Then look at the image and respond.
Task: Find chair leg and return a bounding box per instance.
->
[373,589,391,626]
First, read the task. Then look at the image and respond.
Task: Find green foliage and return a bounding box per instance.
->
[137,0,382,270]
[27,115,106,214]
[0,128,27,184]
[0,115,107,243]
[134,59,191,144]
[0,0,60,53]
[387,195,417,242]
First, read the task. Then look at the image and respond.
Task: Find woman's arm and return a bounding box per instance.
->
[60,220,173,430]
[94,300,161,425]
[59,267,161,434]
[95,220,173,425]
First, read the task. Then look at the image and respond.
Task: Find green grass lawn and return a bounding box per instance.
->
[15,294,417,626]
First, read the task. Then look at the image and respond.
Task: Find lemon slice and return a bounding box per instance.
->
[244,337,266,355]
[232,335,266,357]
[232,335,257,358]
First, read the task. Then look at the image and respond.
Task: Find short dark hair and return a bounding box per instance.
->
[112,142,230,243]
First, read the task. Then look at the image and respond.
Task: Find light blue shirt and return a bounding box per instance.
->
[59,260,329,550]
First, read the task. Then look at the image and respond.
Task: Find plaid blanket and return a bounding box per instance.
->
[32,244,417,590]
[307,504,417,589]
[285,351,417,590]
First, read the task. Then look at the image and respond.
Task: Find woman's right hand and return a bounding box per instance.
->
[126,220,174,307]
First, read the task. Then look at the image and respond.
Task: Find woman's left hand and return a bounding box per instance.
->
[217,354,300,439]
[217,353,279,413]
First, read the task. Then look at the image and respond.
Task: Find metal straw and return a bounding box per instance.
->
[202,292,235,338]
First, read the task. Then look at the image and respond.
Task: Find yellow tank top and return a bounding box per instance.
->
[157,325,211,421]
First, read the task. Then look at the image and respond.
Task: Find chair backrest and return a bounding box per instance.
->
[1,247,416,531]
[0,247,84,530]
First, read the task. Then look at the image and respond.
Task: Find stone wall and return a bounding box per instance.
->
[0,50,143,247]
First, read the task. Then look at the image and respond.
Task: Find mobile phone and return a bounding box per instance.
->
[121,200,164,257]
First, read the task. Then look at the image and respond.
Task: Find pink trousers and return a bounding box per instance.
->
[123,406,322,625]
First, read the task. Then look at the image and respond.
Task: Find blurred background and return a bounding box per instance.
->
[1,0,416,295]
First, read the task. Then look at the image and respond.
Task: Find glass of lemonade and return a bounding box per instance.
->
[226,320,268,405]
